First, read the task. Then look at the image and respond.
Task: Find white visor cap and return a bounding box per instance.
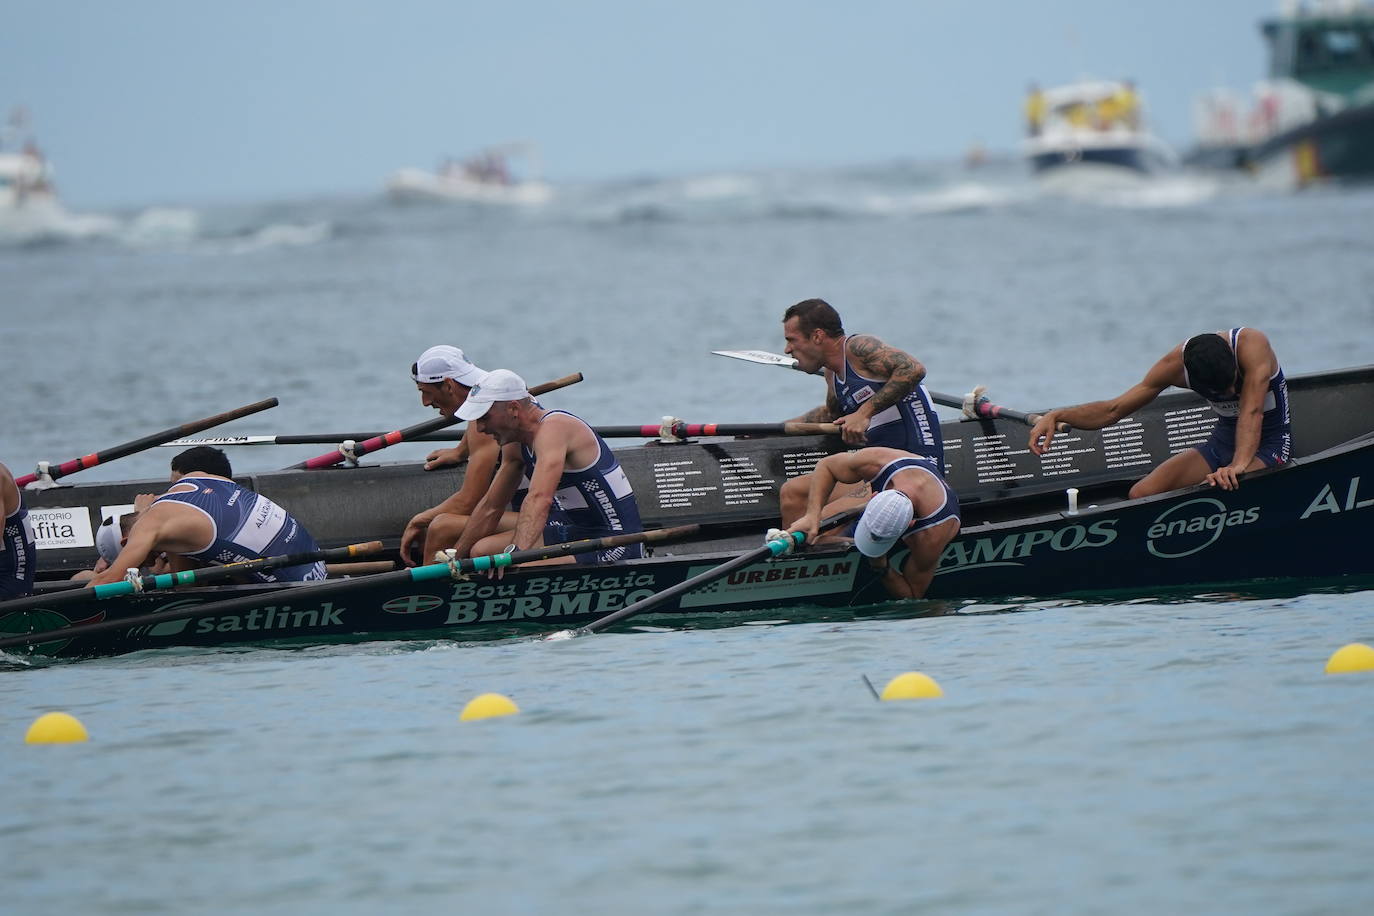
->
[412,345,489,387]
[455,369,532,421]
[854,489,915,557]
[96,515,125,564]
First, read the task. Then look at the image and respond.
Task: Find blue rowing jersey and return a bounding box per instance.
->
[520,410,645,541]
[154,476,326,582]
[1183,327,1291,438]
[2,493,36,600]
[830,336,944,467]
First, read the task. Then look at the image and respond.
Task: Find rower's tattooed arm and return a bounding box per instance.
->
[848,335,925,412]
[788,392,840,425]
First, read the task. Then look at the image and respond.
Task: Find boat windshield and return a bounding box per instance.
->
[1293,24,1374,73]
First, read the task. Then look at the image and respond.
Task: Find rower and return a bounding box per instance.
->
[777,298,945,526]
[401,344,555,566]
[787,447,960,599]
[86,447,326,586]
[453,370,646,566]
[1,461,36,600]
[1028,327,1291,497]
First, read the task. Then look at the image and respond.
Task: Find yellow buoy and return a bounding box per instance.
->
[1325,643,1374,675]
[459,692,520,721]
[25,712,90,744]
[880,672,943,701]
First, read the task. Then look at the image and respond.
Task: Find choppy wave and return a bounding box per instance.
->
[0,200,333,253]
[0,158,1287,253]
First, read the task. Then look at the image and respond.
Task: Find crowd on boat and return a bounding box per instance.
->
[1025,81,1141,136]
[1,300,1292,608]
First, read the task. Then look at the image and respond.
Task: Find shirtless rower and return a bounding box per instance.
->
[1,461,37,600]
[777,298,944,526]
[1028,327,1291,497]
[787,447,960,599]
[453,370,646,565]
[399,345,504,565]
[87,447,326,586]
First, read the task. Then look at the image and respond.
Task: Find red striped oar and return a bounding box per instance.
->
[287,372,583,470]
[711,350,1067,430]
[164,420,839,447]
[16,399,279,488]
[595,421,840,439]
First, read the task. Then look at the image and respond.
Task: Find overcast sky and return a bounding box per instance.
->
[2,0,1283,207]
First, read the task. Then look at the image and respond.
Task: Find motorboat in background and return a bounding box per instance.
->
[386,142,553,205]
[1023,80,1178,181]
[0,107,66,240]
[1187,1,1374,186]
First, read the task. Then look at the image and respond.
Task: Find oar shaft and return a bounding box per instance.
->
[577,507,863,636]
[0,542,384,616]
[16,398,279,487]
[288,372,584,469]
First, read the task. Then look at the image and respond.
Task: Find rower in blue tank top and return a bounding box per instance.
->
[1,461,36,600]
[832,342,944,462]
[86,446,326,586]
[1029,326,1292,498]
[454,370,647,566]
[777,298,945,529]
[1181,327,1291,472]
[518,410,644,552]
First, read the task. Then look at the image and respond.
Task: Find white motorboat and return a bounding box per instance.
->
[1024,81,1177,181]
[386,143,553,205]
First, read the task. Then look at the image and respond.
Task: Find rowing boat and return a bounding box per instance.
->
[5,365,1372,659]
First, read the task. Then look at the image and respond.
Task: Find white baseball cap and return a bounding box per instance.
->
[854,489,915,557]
[411,345,488,387]
[456,369,532,420]
[96,515,124,564]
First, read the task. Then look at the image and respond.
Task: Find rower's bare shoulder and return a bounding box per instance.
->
[849,334,919,377]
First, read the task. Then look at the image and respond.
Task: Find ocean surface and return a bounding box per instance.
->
[4,160,1373,914]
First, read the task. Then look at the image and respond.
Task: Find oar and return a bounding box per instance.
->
[0,541,385,617]
[163,421,841,447]
[15,398,279,488]
[546,506,864,640]
[711,350,1062,429]
[286,372,583,470]
[0,524,697,653]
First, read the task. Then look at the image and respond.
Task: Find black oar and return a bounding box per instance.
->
[16,398,279,488]
[0,525,698,653]
[286,372,583,470]
[710,350,1065,430]
[547,507,864,639]
[0,541,386,617]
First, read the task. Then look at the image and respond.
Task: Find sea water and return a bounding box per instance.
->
[3,160,1373,914]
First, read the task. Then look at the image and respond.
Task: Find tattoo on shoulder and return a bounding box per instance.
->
[852,335,922,385]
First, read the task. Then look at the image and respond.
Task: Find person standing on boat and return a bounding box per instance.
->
[452,370,646,566]
[1028,327,1291,497]
[777,298,944,527]
[86,447,327,586]
[1,461,36,599]
[1026,83,1046,136]
[787,447,960,600]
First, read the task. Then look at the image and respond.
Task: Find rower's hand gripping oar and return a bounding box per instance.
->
[0,525,698,653]
[16,398,280,489]
[710,350,1068,431]
[287,372,584,470]
[543,506,864,641]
